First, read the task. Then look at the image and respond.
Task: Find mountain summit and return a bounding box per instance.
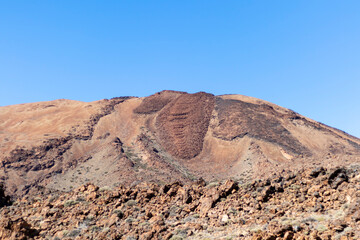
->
[1,91,359,197]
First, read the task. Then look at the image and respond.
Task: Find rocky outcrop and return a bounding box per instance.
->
[0,217,38,240]
[1,166,359,239]
[213,98,309,155]
[156,92,215,159]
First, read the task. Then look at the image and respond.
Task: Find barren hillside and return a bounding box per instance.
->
[0,91,359,198]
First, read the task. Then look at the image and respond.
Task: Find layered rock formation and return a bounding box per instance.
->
[155,92,215,159]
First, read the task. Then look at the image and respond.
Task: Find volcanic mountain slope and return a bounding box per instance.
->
[0,90,359,198]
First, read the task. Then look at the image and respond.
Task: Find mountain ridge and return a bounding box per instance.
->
[0,90,359,198]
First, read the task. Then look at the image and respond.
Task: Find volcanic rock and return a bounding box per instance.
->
[0,167,359,239]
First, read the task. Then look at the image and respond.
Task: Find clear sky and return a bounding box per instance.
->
[1,1,359,137]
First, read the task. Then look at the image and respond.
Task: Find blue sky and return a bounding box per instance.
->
[0,1,359,137]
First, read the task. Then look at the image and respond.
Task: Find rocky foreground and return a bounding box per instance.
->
[0,166,359,240]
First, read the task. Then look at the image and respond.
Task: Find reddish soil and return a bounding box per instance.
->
[156,92,215,159]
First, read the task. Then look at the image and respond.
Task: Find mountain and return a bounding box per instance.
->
[0,90,359,198]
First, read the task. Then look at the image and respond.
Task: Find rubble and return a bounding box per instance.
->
[0,166,359,239]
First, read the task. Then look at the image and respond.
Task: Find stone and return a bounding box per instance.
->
[221,214,229,223]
